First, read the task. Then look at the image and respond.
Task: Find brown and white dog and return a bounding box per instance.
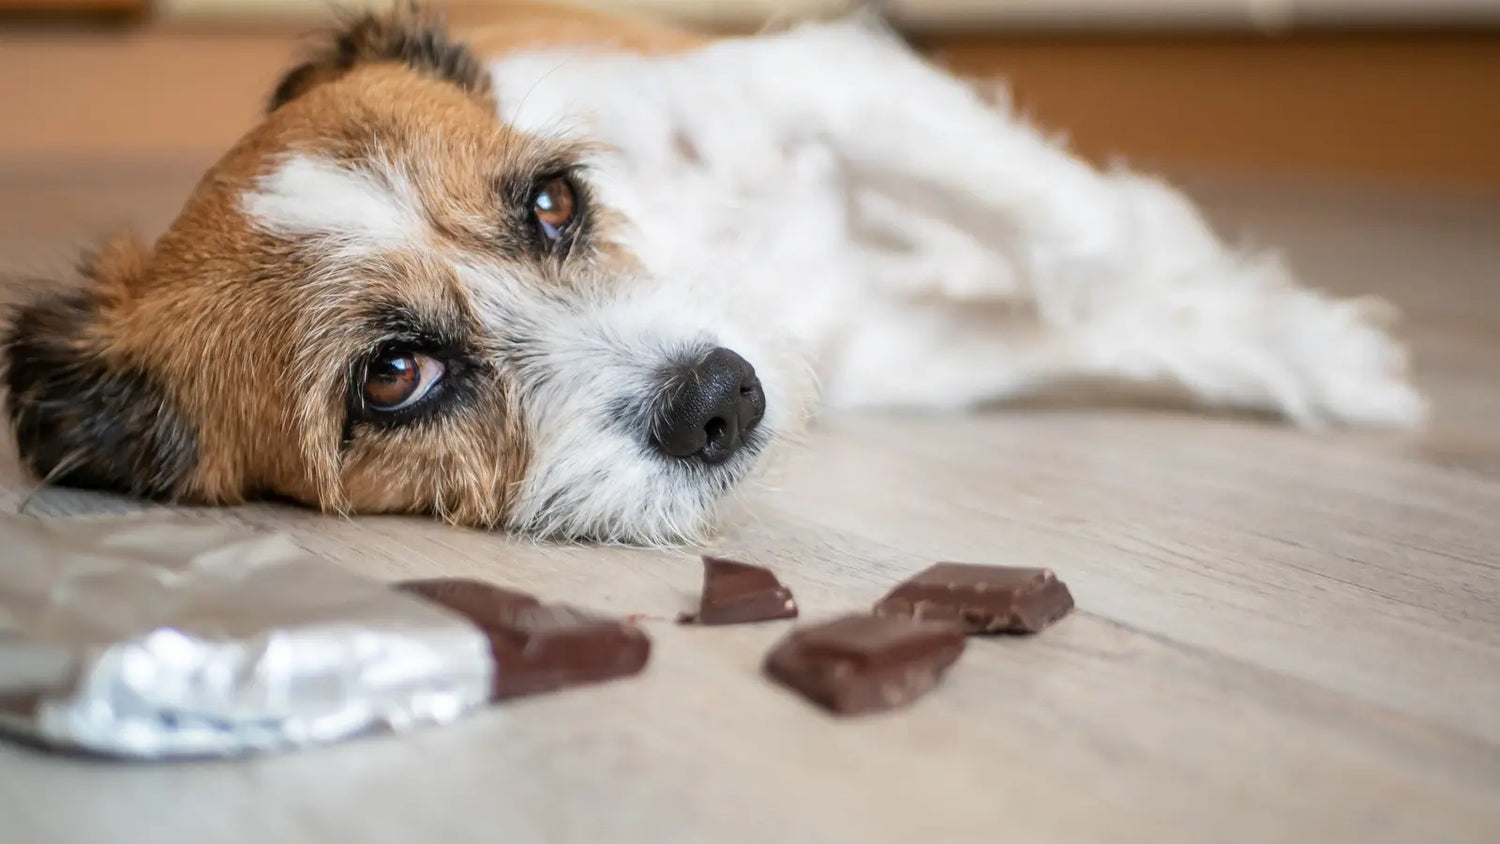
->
[3,2,1423,544]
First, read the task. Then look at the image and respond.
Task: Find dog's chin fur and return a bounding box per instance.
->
[465,265,817,545]
[2,7,1423,547]
[510,442,763,546]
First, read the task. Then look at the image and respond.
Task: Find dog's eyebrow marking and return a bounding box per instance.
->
[241,153,423,248]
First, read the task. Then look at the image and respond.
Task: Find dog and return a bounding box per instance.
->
[2,2,1424,544]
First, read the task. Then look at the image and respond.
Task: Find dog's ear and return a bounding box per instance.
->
[3,237,198,500]
[269,3,492,111]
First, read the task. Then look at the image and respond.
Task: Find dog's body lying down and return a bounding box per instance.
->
[3,2,1422,543]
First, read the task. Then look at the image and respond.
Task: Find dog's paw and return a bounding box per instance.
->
[1272,293,1428,429]
[1077,268,1429,430]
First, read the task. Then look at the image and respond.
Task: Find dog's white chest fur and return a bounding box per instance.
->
[487,20,1423,428]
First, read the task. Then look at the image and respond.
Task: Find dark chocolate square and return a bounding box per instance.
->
[763,614,965,715]
[684,556,798,625]
[873,563,1074,634]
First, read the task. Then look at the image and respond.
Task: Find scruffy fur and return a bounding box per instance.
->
[3,2,1424,545]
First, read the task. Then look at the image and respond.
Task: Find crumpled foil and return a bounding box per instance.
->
[0,513,493,759]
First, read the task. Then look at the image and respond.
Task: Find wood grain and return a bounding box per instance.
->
[1,163,1498,843]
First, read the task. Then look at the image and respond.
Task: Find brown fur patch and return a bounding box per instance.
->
[121,65,556,522]
[271,3,494,113]
[5,66,550,523]
[3,2,664,529]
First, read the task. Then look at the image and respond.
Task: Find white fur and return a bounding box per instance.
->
[487,17,1425,435]
[242,153,424,250]
[458,261,814,544]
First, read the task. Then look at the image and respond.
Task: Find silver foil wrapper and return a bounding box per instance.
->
[0,513,493,759]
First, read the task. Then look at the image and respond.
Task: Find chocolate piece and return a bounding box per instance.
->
[684,556,798,625]
[763,615,965,715]
[873,563,1074,634]
[394,578,650,700]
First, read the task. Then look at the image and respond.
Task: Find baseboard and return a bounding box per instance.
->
[929,31,1500,189]
[154,0,1500,30]
[4,13,1496,189]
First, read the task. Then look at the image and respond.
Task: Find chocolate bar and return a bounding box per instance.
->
[680,556,798,625]
[395,578,650,699]
[763,614,965,715]
[873,563,1074,634]
[0,516,498,759]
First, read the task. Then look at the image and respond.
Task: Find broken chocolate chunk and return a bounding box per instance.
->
[873,563,1074,634]
[763,614,965,715]
[683,556,798,625]
[394,578,650,700]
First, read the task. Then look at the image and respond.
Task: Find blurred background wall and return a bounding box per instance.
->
[0,0,1497,189]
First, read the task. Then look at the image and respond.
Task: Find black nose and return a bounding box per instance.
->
[652,347,766,464]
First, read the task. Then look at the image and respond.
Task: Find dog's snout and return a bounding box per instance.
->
[652,347,766,464]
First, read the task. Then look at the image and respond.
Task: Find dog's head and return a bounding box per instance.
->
[3,8,812,544]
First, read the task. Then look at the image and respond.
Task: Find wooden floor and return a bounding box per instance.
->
[2,158,1499,841]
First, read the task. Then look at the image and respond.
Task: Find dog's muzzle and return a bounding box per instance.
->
[650,347,766,465]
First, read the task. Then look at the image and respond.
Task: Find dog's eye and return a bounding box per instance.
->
[363,350,445,412]
[532,177,576,242]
